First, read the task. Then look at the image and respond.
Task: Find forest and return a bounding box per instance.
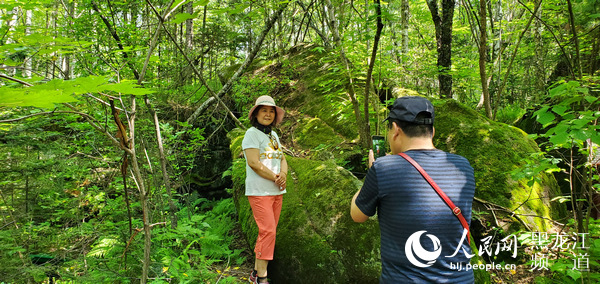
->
[0,0,599,283]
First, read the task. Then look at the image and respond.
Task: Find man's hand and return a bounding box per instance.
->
[368,149,375,168]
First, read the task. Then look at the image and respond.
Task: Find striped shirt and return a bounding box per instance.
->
[356,149,475,283]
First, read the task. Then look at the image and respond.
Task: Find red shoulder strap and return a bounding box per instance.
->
[398,152,471,244]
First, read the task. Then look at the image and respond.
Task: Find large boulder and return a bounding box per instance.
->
[433,100,566,232]
[230,136,380,282]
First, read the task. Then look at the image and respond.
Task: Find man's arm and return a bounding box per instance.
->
[351,149,375,223]
[351,189,369,223]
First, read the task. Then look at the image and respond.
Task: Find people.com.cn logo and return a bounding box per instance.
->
[405,231,442,267]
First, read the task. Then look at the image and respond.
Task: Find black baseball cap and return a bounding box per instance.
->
[384,96,434,125]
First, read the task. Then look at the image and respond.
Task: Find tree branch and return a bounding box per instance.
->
[474,197,532,231]
[0,73,33,86]
[182,3,289,127]
[516,0,574,79]
[91,0,141,80]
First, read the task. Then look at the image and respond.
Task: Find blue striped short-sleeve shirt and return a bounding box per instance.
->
[356,149,476,283]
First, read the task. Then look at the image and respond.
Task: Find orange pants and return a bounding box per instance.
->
[248,195,283,260]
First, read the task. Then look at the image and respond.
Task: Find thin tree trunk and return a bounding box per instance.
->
[566,0,582,79]
[478,0,492,118]
[533,0,545,102]
[493,0,541,119]
[364,0,384,143]
[401,0,409,57]
[125,97,152,284]
[137,0,178,229]
[183,1,194,82]
[24,10,32,78]
[144,97,178,229]
[324,0,370,148]
[91,2,172,281]
[185,2,193,50]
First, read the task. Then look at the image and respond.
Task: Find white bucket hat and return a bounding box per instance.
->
[248,95,285,125]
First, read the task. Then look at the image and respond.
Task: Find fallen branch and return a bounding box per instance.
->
[474,197,532,231]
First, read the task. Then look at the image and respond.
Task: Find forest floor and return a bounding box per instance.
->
[213,222,255,283]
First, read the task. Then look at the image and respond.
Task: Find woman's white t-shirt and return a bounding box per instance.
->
[242,127,286,196]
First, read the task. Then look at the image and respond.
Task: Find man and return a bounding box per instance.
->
[351,96,475,283]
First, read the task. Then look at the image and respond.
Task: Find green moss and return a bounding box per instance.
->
[227,128,246,159]
[232,155,380,283]
[295,117,346,151]
[433,100,565,231]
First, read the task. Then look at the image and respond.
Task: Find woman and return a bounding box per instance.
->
[242,95,288,284]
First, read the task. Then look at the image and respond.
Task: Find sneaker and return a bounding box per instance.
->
[256,276,269,284]
[248,270,257,283]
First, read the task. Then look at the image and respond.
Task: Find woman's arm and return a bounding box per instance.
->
[244,148,277,181]
[275,155,288,190]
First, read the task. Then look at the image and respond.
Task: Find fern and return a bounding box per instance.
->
[86,237,119,258]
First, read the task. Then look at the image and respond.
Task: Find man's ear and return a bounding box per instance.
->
[432,126,435,138]
[392,122,401,139]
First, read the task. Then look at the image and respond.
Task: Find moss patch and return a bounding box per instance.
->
[433,100,566,231]
[231,127,380,282]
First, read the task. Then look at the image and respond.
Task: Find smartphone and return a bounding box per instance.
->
[372,135,386,158]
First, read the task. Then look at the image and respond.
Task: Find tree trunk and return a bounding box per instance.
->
[24,10,32,78]
[185,1,193,50]
[324,0,370,149]
[401,0,409,56]
[183,1,194,82]
[493,1,541,118]
[566,0,582,79]
[125,97,153,284]
[144,97,178,229]
[137,0,178,230]
[478,0,492,118]
[426,0,455,99]
[364,0,384,142]
[533,0,545,102]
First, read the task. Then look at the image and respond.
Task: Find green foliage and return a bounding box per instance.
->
[164,120,209,179]
[0,76,154,108]
[512,79,600,283]
[150,198,244,283]
[533,81,600,148]
[231,72,281,114]
[496,104,528,125]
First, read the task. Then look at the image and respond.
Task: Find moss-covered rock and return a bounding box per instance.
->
[295,117,344,149]
[433,100,566,231]
[231,142,380,283]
